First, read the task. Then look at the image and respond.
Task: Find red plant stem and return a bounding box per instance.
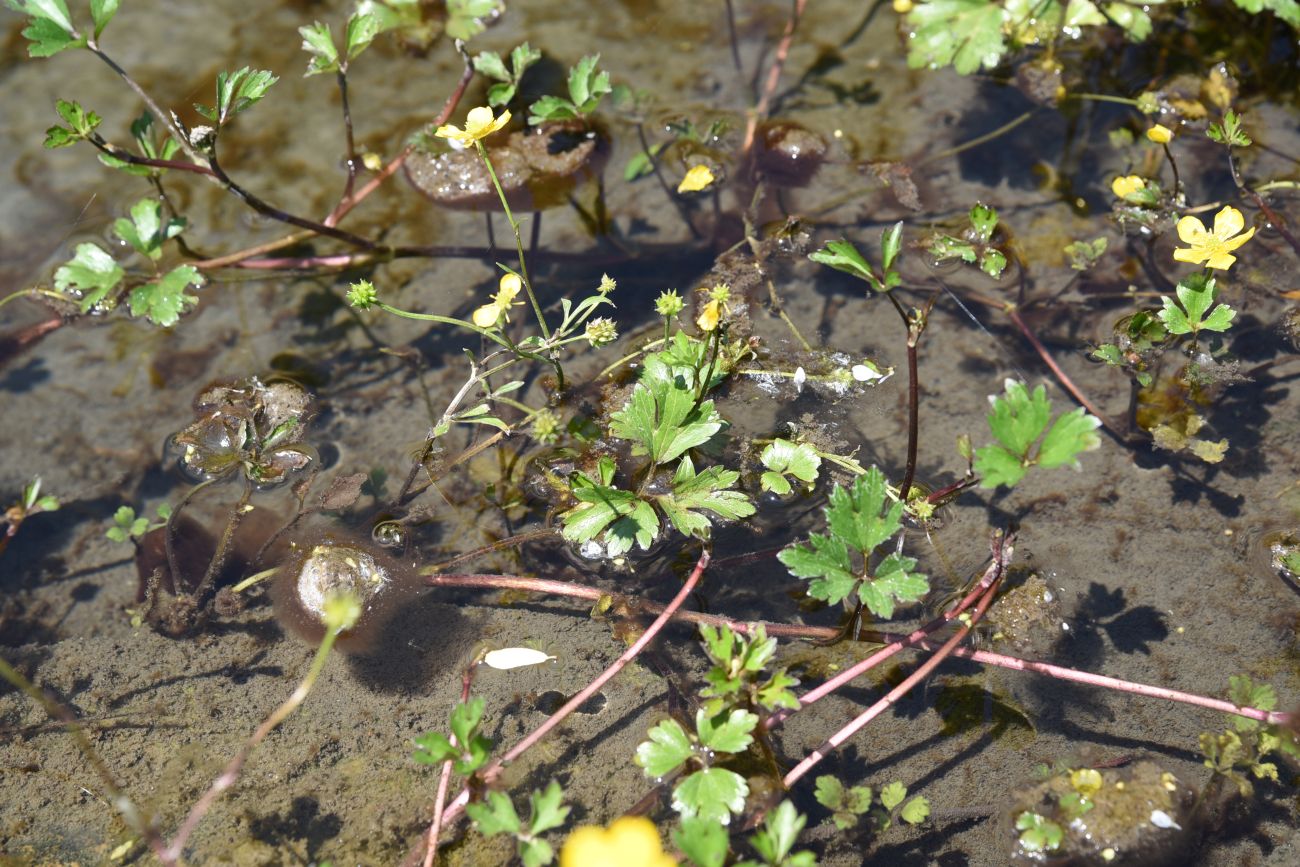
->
[423,550,712,860]
[427,568,1290,727]
[743,0,808,154]
[898,333,921,501]
[767,531,1012,728]
[423,664,477,867]
[783,557,1005,788]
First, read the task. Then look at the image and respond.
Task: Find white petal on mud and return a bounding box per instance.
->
[484,648,557,670]
[1149,809,1181,830]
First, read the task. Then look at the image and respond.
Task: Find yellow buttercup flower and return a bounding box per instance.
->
[1172,205,1255,270]
[472,273,526,327]
[1111,175,1146,200]
[559,816,677,867]
[677,164,715,194]
[1146,124,1173,144]
[435,106,511,146]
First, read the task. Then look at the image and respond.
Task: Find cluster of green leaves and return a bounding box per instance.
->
[925,204,1007,279]
[412,696,493,775]
[676,801,817,867]
[465,781,569,867]
[17,476,60,516]
[560,336,755,557]
[474,42,542,106]
[51,198,203,326]
[778,467,929,619]
[194,66,278,127]
[814,775,929,832]
[1208,109,1253,148]
[1093,274,1237,391]
[105,503,171,544]
[973,380,1101,489]
[635,707,758,823]
[298,9,381,76]
[699,624,799,717]
[1014,810,1064,854]
[808,222,902,294]
[902,1,1298,76]
[1200,676,1299,798]
[6,0,119,57]
[528,54,613,124]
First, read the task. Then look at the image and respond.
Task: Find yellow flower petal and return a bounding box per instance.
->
[497,272,523,305]
[560,816,676,867]
[696,299,721,332]
[1175,215,1209,245]
[435,106,510,145]
[473,302,502,328]
[1204,250,1238,270]
[1210,205,1245,240]
[1146,124,1173,144]
[1172,246,1206,265]
[1111,175,1144,199]
[677,164,715,194]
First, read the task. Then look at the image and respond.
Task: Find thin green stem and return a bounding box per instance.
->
[374,302,513,350]
[474,142,549,340]
[0,288,68,311]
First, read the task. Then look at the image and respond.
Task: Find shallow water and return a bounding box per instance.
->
[1,1,1299,864]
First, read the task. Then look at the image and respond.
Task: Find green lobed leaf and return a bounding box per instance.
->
[879,781,907,811]
[696,707,757,754]
[473,50,509,81]
[128,265,203,327]
[1233,0,1300,28]
[826,468,903,555]
[1036,408,1102,470]
[814,776,844,810]
[518,838,553,867]
[528,94,577,124]
[778,532,857,606]
[859,552,928,619]
[655,457,756,539]
[344,10,380,60]
[466,790,522,837]
[972,444,1026,489]
[54,242,124,310]
[906,0,1007,75]
[760,439,821,495]
[748,801,808,865]
[675,817,729,867]
[636,718,694,778]
[411,730,457,765]
[527,780,570,835]
[985,380,1051,459]
[900,796,930,825]
[446,0,501,42]
[299,21,339,75]
[450,696,485,747]
[10,0,74,33]
[567,54,611,113]
[609,369,724,465]
[673,767,748,823]
[968,203,998,242]
[1160,273,1236,336]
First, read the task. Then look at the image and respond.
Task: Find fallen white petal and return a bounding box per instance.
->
[484,647,557,670]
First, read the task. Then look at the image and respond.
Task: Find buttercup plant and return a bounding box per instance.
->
[2,0,1299,864]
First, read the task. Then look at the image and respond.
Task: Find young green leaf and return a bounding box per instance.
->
[778,532,857,605]
[673,768,748,823]
[1158,273,1236,336]
[8,0,82,56]
[814,775,873,830]
[128,265,203,327]
[697,708,757,754]
[968,203,998,243]
[858,552,927,620]
[54,242,124,311]
[654,458,755,538]
[299,21,339,75]
[559,460,660,557]
[1207,109,1252,147]
[827,467,903,554]
[878,781,908,812]
[759,439,821,495]
[974,380,1101,488]
[466,790,523,836]
[43,98,101,149]
[113,198,185,260]
[899,795,930,825]
[199,67,279,124]
[808,239,881,291]
[527,780,570,835]
[445,0,502,42]
[567,54,611,114]
[905,0,1007,75]
[609,369,724,466]
[636,718,694,778]
[675,817,728,867]
[344,10,380,60]
[741,800,813,867]
[881,221,904,273]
